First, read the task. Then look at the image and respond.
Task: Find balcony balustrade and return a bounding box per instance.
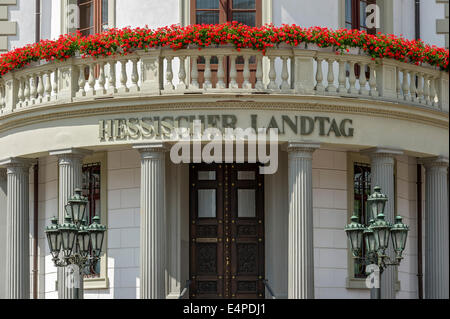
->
[0,45,448,116]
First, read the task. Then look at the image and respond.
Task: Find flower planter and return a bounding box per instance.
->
[0,23,448,77]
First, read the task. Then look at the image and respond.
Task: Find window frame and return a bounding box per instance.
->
[190,0,262,26]
[346,152,400,291]
[82,152,109,290]
[61,0,116,35]
[344,0,377,34]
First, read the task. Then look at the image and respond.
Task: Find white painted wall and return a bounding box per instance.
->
[115,0,180,29]
[7,0,36,50]
[421,0,446,47]
[273,0,340,29]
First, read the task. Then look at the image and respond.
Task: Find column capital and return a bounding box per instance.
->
[0,157,36,169]
[420,156,449,169]
[361,147,404,158]
[49,148,93,159]
[133,143,169,159]
[285,142,320,154]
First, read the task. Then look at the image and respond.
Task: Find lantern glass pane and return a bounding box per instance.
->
[377,201,385,215]
[65,204,74,221]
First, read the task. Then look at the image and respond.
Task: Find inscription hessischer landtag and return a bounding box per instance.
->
[98,114,354,141]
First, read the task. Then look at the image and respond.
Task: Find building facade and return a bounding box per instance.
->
[0,0,448,299]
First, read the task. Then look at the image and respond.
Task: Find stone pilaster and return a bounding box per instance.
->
[286,142,320,299]
[0,157,35,299]
[422,156,449,299]
[362,147,403,299]
[49,148,92,299]
[134,143,168,299]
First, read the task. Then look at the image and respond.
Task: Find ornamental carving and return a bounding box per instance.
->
[237,243,257,274]
[197,243,217,274]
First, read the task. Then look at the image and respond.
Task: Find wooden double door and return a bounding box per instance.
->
[189,163,265,299]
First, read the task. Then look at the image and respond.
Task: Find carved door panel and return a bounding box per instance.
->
[190,163,265,299]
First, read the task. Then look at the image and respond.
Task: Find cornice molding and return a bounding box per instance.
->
[0,96,448,134]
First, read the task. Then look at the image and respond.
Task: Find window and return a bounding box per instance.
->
[345,0,377,79]
[345,0,376,34]
[78,0,109,36]
[191,0,262,26]
[190,0,262,87]
[82,162,102,278]
[353,163,371,278]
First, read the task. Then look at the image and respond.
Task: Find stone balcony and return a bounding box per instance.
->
[0,45,448,116]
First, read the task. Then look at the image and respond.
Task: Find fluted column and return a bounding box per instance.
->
[422,157,449,299]
[287,142,320,299]
[362,147,403,299]
[0,157,35,299]
[134,143,168,299]
[49,148,92,299]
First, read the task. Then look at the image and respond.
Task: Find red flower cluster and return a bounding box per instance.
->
[1,22,448,77]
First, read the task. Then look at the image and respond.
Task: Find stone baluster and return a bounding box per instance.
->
[348,61,358,94]
[52,69,58,97]
[177,56,187,90]
[29,76,37,104]
[396,68,402,99]
[315,57,324,94]
[191,56,199,89]
[98,62,106,94]
[108,60,117,94]
[164,57,175,91]
[119,59,129,93]
[369,64,378,97]
[326,58,336,94]
[359,63,369,95]
[229,55,238,89]
[267,56,277,90]
[417,73,424,103]
[17,78,24,107]
[337,59,347,94]
[77,65,86,97]
[216,55,226,89]
[255,55,264,90]
[409,71,417,102]
[37,73,44,102]
[402,69,410,101]
[203,56,212,90]
[87,63,96,96]
[243,55,252,90]
[429,76,437,107]
[280,56,290,91]
[130,59,139,92]
[423,75,430,105]
[23,76,30,105]
[44,71,52,101]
